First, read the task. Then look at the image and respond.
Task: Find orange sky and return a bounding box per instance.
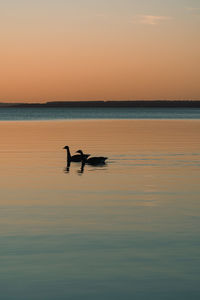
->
[0,0,200,102]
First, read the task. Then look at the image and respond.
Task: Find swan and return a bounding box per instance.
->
[76,150,108,165]
[63,146,90,162]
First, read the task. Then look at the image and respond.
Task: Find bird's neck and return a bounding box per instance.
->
[80,151,84,159]
[80,151,87,162]
[66,148,71,160]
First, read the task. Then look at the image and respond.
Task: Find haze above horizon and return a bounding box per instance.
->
[0,0,200,102]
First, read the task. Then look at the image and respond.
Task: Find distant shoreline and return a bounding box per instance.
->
[0,100,200,108]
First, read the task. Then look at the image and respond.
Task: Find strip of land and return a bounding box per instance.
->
[0,100,200,108]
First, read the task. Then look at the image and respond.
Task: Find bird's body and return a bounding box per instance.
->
[86,156,108,165]
[63,146,90,162]
[76,150,108,165]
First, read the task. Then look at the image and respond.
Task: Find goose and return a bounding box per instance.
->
[63,146,90,162]
[76,150,108,165]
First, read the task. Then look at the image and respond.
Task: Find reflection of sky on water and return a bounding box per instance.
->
[0,120,200,299]
[0,107,200,120]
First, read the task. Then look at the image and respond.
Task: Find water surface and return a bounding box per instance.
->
[0,107,200,120]
[0,120,200,300]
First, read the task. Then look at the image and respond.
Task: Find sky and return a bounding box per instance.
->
[0,0,200,102]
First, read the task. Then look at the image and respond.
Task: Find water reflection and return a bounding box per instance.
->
[77,162,85,174]
[63,161,71,173]
[64,161,108,175]
[1,120,200,300]
[63,161,85,174]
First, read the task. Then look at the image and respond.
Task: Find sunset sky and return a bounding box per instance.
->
[0,0,200,102]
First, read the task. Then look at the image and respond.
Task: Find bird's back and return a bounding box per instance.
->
[71,153,90,162]
[87,156,107,165]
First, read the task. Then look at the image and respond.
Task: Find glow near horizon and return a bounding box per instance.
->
[0,0,200,102]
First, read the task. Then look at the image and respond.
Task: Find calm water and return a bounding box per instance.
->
[0,119,200,299]
[0,107,200,120]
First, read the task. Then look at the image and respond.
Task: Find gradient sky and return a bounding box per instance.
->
[0,0,200,102]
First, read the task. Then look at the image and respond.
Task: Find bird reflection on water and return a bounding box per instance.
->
[63,161,107,175]
[64,161,85,174]
[64,161,71,173]
[77,162,85,174]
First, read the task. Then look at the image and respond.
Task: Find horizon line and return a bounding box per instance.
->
[1,99,200,105]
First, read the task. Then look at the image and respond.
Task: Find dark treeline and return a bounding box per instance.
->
[0,100,200,108]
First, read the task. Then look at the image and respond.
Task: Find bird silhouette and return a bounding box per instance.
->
[64,160,71,173]
[76,150,108,165]
[63,146,90,162]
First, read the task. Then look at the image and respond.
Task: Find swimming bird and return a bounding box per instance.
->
[63,146,90,162]
[76,150,108,165]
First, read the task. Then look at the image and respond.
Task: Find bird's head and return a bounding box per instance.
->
[63,145,69,150]
[76,150,83,154]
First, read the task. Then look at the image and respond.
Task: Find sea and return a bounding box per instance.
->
[0,107,200,300]
[0,106,200,120]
